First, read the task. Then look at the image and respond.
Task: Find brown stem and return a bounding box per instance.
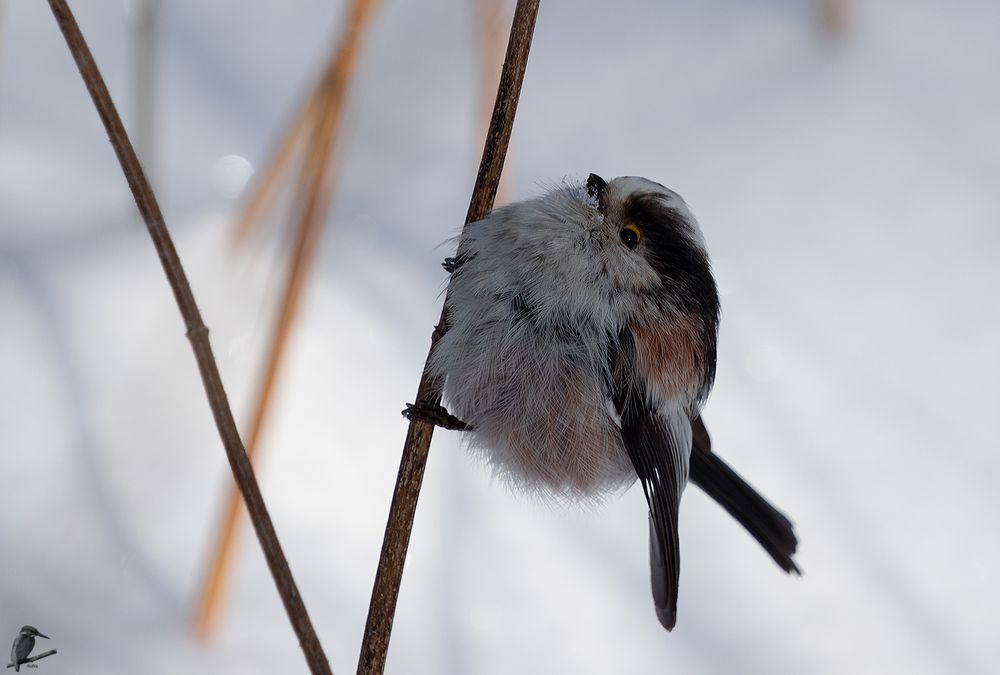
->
[45,1,332,673]
[355,1,541,673]
[195,0,378,638]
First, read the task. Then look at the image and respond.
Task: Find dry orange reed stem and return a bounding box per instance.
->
[475,0,513,206]
[228,72,324,249]
[194,0,379,638]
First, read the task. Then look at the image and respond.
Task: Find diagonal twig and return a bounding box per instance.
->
[356,1,541,673]
[44,1,332,673]
[195,0,379,638]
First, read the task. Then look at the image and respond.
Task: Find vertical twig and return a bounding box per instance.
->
[356,1,540,673]
[195,0,379,637]
[44,2,333,673]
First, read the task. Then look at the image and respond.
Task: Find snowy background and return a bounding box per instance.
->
[1,0,998,673]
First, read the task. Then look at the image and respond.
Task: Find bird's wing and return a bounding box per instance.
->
[689,416,800,574]
[11,635,32,671]
[609,329,692,631]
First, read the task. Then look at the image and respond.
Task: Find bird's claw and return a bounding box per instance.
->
[402,402,471,431]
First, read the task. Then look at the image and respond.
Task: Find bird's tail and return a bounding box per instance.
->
[689,418,800,574]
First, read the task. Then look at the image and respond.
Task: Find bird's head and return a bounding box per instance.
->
[583,173,719,319]
[18,627,48,640]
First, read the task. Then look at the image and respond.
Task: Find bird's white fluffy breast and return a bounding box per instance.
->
[429,187,635,499]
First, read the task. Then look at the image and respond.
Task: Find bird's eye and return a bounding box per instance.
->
[620,224,642,249]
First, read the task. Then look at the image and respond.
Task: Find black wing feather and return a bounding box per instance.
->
[610,330,686,631]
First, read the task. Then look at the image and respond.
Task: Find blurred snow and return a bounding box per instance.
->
[1,0,998,673]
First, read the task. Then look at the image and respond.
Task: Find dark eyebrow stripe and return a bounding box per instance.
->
[622,192,684,229]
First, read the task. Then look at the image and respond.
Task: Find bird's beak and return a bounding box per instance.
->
[37,633,49,639]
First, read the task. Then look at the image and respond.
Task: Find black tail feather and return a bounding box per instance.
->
[689,420,801,575]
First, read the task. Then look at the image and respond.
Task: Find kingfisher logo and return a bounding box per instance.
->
[7,626,56,671]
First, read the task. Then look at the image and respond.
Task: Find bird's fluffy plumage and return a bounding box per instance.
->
[430,177,714,501]
[426,175,798,630]
[430,176,718,628]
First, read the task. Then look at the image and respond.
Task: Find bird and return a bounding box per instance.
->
[406,173,799,630]
[10,626,48,672]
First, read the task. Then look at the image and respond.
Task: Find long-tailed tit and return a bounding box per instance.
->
[406,174,799,630]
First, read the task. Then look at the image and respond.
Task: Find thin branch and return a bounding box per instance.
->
[463,0,539,225]
[6,650,58,668]
[195,0,378,637]
[356,1,540,673]
[44,2,332,673]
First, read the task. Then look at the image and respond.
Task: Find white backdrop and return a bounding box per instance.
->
[1,1,997,673]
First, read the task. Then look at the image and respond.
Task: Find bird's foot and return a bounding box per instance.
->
[402,402,471,431]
